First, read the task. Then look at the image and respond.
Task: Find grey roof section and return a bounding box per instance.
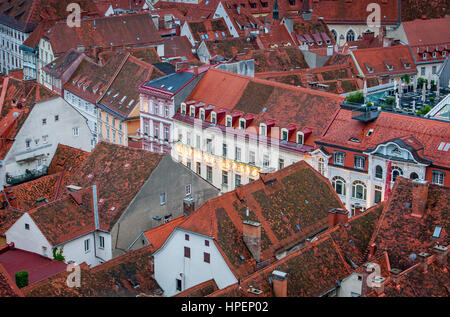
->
[143,71,195,94]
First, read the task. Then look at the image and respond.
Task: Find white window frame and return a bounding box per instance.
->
[84,239,90,253]
[211,112,217,124]
[160,193,166,205]
[260,124,267,136]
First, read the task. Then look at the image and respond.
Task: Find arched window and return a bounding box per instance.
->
[332,176,346,196]
[296,132,304,144]
[281,128,288,141]
[392,166,403,182]
[331,29,337,41]
[410,172,419,180]
[352,181,367,200]
[346,29,355,42]
[375,165,383,179]
[318,158,325,175]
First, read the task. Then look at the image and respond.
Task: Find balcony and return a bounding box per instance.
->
[6,166,48,186]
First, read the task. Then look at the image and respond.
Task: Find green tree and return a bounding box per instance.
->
[386,97,395,105]
[15,271,28,288]
[52,247,65,262]
[346,91,365,104]
[421,104,432,115]
[401,74,410,85]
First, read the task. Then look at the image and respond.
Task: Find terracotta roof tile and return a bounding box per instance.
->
[143,216,186,252]
[0,263,22,297]
[174,279,219,297]
[48,144,90,175]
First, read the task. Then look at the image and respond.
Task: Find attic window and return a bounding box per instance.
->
[432,226,442,239]
[120,96,127,104]
[437,142,450,152]
[366,129,374,136]
[88,174,93,178]
[385,63,393,71]
[349,137,361,143]
[110,206,116,212]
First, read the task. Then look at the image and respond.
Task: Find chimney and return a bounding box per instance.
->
[193,66,199,76]
[328,208,348,228]
[362,30,374,42]
[183,197,195,217]
[389,268,402,284]
[371,276,386,296]
[243,220,261,262]
[272,270,288,297]
[433,245,448,267]
[417,252,431,272]
[411,179,429,218]
[175,24,181,36]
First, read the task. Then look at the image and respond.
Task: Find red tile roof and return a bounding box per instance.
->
[0,262,22,297]
[164,36,197,60]
[143,216,186,252]
[401,0,449,21]
[403,18,450,64]
[256,23,295,49]
[98,47,161,66]
[318,108,450,169]
[174,279,219,297]
[47,144,90,175]
[177,160,345,278]
[23,246,162,297]
[0,245,66,285]
[186,18,231,44]
[351,45,418,77]
[41,49,86,79]
[44,12,162,57]
[181,67,345,146]
[369,177,449,271]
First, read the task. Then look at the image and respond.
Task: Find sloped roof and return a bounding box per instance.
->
[186,18,230,43]
[401,1,449,22]
[174,279,219,297]
[143,216,186,252]
[0,263,22,297]
[257,23,295,49]
[181,67,344,145]
[44,12,162,57]
[318,108,450,168]
[99,47,162,65]
[23,246,162,297]
[47,144,90,175]
[352,45,417,77]
[369,177,449,271]
[177,160,345,278]
[42,49,86,78]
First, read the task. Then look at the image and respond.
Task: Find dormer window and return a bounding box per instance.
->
[443,51,447,58]
[239,118,246,130]
[190,106,196,117]
[432,52,437,59]
[296,132,304,144]
[211,112,217,124]
[181,103,186,114]
[199,108,205,120]
[365,65,374,73]
[386,63,393,71]
[423,53,427,60]
[281,129,288,141]
[226,115,232,127]
[259,123,267,136]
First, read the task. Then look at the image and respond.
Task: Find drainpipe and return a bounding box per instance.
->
[92,185,107,263]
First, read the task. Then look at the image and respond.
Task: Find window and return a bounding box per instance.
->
[185,184,191,196]
[211,112,217,124]
[374,185,382,204]
[196,135,201,149]
[42,118,47,125]
[421,67,425,76]
[297,132,304,144]
[375,165,383,179]
[346,29,355,42]
[226,116,232,127]
[206,138,213,153]
[204,252,210,263]
[235,174,241,187]
[73,127,79,136]
[332,176,346,196]
[432,171,445,185]
[352,181,367,200]
[334,152,345,166]
[222,170,228,185]
[176,279,182,291]
[222,143,227,157]
[205,240,209,247]
[181,104,186,114]
[185,234,189,241]
[54,115,59,121]
[278,158,284,170]
[99,236,105,249]
[196,162,201,175]
[164,126,169,141]
[410,172,419,180]
[249,151,255,165]
[25,139,31,148]
[239,119,246,129]
[318,158,325,175]
[259,124,266,136]
[235,147,241,161]
[25,223,30,230]
[432,66,437,74]
[165,106,169,118]
[160,193,166,205]
[281,129,288,141]
[207,166,213,182]
[263,155,270,168]
[84,239,90,252]
[392,166,403,182]
[200,109,205,120]
[184,247,190,258]
[155,103,160,115]
[354,156,365,170]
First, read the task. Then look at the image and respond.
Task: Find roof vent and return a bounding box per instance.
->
[66,185,82,192]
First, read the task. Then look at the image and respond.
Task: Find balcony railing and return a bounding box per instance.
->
[6,166,48,186]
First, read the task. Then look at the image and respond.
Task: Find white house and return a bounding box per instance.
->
[1,96,94,189]
[153,228,238,296]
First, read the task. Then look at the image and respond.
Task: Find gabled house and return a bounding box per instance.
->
[0,262,22,297]
[5,142,219,266]
[152,160,346,296]
[1,96,95,189]
[173,67,344,192]
[181,18,231,47]
[213,1,262,37]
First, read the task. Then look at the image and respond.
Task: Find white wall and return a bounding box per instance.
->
[63,90,98,138]
[1,97,94,188]
[180,22,195,47]
[6,213,53,258]
[154,228,237,297]
[213,2,240,38]
[0,24,27,74]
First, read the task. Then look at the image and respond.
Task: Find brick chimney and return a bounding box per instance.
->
[371,276,386,296]
[418,252,431,272]
[183,197,195,217]
[272,270,288,297]
[389,268,402,284]
[328,208,348,228]
[243,220,261,262]
[411,179,429,218]
[433,245,448,267]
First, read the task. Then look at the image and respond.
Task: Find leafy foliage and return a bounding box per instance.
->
[15,271,28,288]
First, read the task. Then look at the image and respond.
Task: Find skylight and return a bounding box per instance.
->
[432,226,442,239]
